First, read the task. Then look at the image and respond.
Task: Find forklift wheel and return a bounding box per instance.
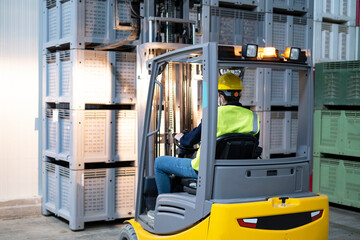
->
[119,224,137,240]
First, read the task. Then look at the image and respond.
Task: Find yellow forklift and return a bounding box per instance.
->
[119,42,329,239]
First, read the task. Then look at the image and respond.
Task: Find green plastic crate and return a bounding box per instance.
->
[314,110,360,157]
[313,156,360,209]
[315,61,360,109]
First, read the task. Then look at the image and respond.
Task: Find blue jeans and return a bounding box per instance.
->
[154,156,198,194]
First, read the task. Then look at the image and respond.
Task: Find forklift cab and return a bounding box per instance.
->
[123,42,328,239]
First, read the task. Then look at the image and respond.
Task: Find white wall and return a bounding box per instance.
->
[0,0,41,201]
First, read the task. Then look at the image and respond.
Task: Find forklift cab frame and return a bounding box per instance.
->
[132,42,328,238]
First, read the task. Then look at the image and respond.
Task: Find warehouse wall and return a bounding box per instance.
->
[0,0,41,201]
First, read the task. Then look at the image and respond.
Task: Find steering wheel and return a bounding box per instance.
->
[173,132,198,158]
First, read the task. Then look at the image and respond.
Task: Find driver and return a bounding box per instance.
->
[154,72,260,194]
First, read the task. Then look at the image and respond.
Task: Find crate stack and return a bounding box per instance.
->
[313,0,359,63]
[312,61,360,209]
[41,0,137,230]
[203,0,313,158]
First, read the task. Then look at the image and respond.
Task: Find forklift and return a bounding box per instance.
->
[119,42,329,239]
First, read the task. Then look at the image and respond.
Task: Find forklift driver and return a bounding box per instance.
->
[154,72,260,194]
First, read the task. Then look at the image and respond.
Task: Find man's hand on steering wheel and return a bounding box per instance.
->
[174,132,184,141]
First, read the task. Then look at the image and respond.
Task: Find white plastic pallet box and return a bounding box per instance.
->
[112,110,137,162]
[43,109,137,169]
[265,13,313,55]
[241,68,264,111]
[263,69,300,109]
[257,111,298,158]
[42,0,132,49]
[209,7,266,46]
[314,0,357,26]
[265,0,313,17]
[209,0,265,11]
[42,161,136,230]
[43,50,136,109]
[313,21,358,63]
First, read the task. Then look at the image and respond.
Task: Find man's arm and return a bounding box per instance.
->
[179,122,202,147]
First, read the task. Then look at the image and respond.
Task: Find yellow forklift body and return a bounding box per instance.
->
[128,217,209,240]
[129,194,328,240]
[207,194,329,240]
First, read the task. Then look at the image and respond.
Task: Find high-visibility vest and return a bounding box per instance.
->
[191,105,260,171]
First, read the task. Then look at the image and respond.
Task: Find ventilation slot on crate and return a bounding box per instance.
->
[46,0,56,8]
[320,111,341,148]
[59,109,70,119]
[293,17,307,49]
[45,162,56,172]
[116,52,136,62]
[319,159,339,196]
[273,14,287,23]
[339,26,349,60]
[84,170,107,179]
[115,111,136,160]
[60,50,71,61]
[59,110,71,156]
[290,112,298,150]
[84,111,107,154]
[291,71,299,104]
[115,52,136,101]
[46,109,54,118]
[115,167,136,177]
[84,174,106,215]
[59,166,70,178]
[85,0,107,38]
[46,53,56,63]
[323,73,339,100]
[115,167,135,211]
[270,112,285,150]
[344,161,360,202]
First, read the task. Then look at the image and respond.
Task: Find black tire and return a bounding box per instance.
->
[119,224,138,240]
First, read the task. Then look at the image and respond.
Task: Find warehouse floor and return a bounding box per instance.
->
[0,205,359,240]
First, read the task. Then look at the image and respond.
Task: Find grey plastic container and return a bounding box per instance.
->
[209,7,266,46]
[265,0,313,17]
[43,109,137,169]
[208,0,265,11]
[263,68,299,109]
[42,161,136,230]
[258,111,299,158]
[42,0,132,49]
[265,13,313,55]
[43,50,136,109]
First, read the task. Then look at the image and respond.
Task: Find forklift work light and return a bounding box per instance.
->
[242,44,258,59]
[258,47,279,59]
[283,47,308,63]
[284,47,300,60]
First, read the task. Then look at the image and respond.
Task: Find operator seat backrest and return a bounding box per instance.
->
[182,133,261,195]
[215,133,259,159]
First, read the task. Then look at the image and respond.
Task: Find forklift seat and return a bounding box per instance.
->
[182,133,262,194]
[215,133,261,159]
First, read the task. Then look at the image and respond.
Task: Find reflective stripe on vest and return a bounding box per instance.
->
[191,105,260,171]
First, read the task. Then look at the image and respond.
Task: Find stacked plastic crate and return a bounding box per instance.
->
[312,61,360,208]
[41,0,137,230]
[204,0,313,158]
[313,0,359,63]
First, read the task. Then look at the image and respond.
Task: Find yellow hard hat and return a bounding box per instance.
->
[218,72,244,91]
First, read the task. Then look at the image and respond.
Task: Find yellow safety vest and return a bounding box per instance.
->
[191,105,260,171]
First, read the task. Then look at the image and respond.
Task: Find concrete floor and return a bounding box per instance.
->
[0,206,359,240]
